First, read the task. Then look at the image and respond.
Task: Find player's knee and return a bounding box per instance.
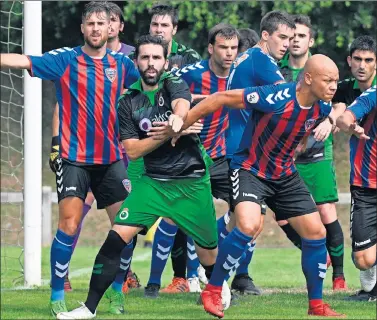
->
[318,203,337,223]
[163,217,176,225]
[237,221,259,237]
[308,224,326,240]
[58,218,80,236]
[354,252,375,271]
[277,219,288,227]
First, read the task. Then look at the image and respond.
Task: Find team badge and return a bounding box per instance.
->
[119,208,129,220]
[305,118,316,131]
[122,179,132,193]
[246,92,259,104]
[139,118,152,132]
[105,68,117,82]
[158,95,164,106]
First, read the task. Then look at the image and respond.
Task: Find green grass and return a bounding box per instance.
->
[1,246,376,319]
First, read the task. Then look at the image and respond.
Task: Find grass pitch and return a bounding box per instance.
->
[1,246,376,319]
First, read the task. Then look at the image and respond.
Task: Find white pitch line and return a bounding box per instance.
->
[1,251,152,291]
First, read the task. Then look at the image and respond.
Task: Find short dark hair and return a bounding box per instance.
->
[349,35,377,57]
[260,10,295,35]
[149,4,178,27]
[238,28,260,52]
[82,1,110,22]
[293,14,315,38]
[106,1,124,24]
[135,35,168,59]
[208,23,239,45]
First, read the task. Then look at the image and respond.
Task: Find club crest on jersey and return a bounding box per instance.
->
[158,95,164,106]
[119,208,129,220]
[122,179,132,193]
[246,92,259,104]
[139,118,152,132]
[305,119,316,131]
[105,68,117,82]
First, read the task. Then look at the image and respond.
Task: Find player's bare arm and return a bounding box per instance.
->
[0,53,31,69]
[169,97,190,132]
[336,110,370,140]
[182,89,245,130]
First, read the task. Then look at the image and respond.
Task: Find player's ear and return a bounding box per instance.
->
[304,72,312,85]
[261,30,269,41]
[81,23,84,35]
[346,56,352,68]
[172,25,177,36]
[308,37,314,48]
[208,44,214,56]
[120,22,124,33]
[164,58,169,70]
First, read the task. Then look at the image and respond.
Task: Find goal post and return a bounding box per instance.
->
[23,0,42,287]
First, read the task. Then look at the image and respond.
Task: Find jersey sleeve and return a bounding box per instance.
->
[253,53,285,85]
[27,48,73,80]
[243,83,292,113]
[122,55,140,88]
[118,94,139,140]
[166,75,192,103]
[319,101,332,117]
[347,86,377,121]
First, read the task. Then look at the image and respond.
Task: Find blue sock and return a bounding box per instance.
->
[50,229,75,301]
[236,242,256,276]
[112,240,133,292]
[301,237,327,300]
[217,212,229,248]
[148,219,178,286]
[186,237,199,278]
[209,227,252,287]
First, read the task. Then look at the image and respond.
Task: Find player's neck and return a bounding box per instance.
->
[288,52,309,69]
[209,58,229,78]
[167,40,173,56]
[107,38,121,52]
[296,85,317,108]
[358,71,376,92]
[82,44,107,59]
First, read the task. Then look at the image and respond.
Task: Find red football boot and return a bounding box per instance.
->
[201,284,224,319]
[333,276,348,291]
[308,301,345,317]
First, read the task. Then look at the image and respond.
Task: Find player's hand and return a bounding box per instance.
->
[313,117,332,141]
[350,123,370,140]
[148,121,177,140]
[49,136,61,173]
[332,126,340,134]
[168,114,184,133]
[181,120,203,135]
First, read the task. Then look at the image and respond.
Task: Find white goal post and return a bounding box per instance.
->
[23,0,42,287]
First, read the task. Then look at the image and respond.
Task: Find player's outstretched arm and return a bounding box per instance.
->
[0,54,31,70]
[182,89,245,130]
[336,111,370,140]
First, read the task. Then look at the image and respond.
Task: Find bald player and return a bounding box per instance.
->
[170,55,345,318]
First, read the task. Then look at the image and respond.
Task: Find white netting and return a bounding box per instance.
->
[1,0,24,287]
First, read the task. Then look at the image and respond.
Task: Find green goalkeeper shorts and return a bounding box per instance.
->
[296,160,338,205]
[114,173,218,249]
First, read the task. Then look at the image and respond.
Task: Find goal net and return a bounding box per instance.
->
[1,0,25,288]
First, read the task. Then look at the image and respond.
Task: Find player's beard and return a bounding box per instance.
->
[140,67,165,86]
[85,34,108,50]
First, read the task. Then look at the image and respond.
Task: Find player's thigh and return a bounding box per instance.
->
[296,160,339,206]
[210,156,230,204]
[230,168,272,236]
[350,186,377,253]
[90,160,130,210]
[171,175,218,250]
[269,172,324,239]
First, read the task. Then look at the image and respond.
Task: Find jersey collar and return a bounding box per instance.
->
[129,72,170,92]
[170,39,179,55]
[353,75,377,89]
[279,51,312,70]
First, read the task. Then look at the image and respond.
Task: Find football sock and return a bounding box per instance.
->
[147,219,177,286]
[112,239,133,292]
[301,237,327,302]
[85,230,126,314]
[202,264,215,280]
[281,223,302,249]
[124,235,138,280]
[71,203,91,251]
[324,220,344,278]
[217,212,229,248]
[50,229,75,301]
[236,242,256,276]
[171,228,187,279]
[209,227,252,287]
[186,237,199,278]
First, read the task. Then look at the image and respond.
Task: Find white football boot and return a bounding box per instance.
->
[57,302,96,319]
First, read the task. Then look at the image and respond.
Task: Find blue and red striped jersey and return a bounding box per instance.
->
[346,85,376,189]
[230,82,332,180]
[27,46,139,165]
[226,47,285,158]
[174,60,228,158]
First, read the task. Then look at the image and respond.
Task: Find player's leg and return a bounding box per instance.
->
[272,172,344,317]
[50,160,91,316]
[147,217,178,296]
[186,236,201,292]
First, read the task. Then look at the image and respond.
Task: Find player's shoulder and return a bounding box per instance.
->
[176,42,201,59]
[337,77,355,90]
[251,47,278,67]
[172,60,207,78]
[162,71,186,87]
[360,84,376,97]
[46,46,77,58]
[108,49,133,63]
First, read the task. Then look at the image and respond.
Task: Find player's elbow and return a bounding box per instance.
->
[126,151,141,161]
[336,115,351,132]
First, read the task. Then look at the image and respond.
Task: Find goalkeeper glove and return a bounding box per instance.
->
[49,136,60,173]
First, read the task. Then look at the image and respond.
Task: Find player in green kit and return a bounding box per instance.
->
[57,35,230,319]
[278,15,347,290]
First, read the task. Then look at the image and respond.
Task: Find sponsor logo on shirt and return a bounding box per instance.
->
[139,118,152,132]
[355,239,371,247]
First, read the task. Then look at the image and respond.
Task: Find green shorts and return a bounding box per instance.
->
[296,160,338,205]
[114,173,218,249]
[127,158,145,183]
